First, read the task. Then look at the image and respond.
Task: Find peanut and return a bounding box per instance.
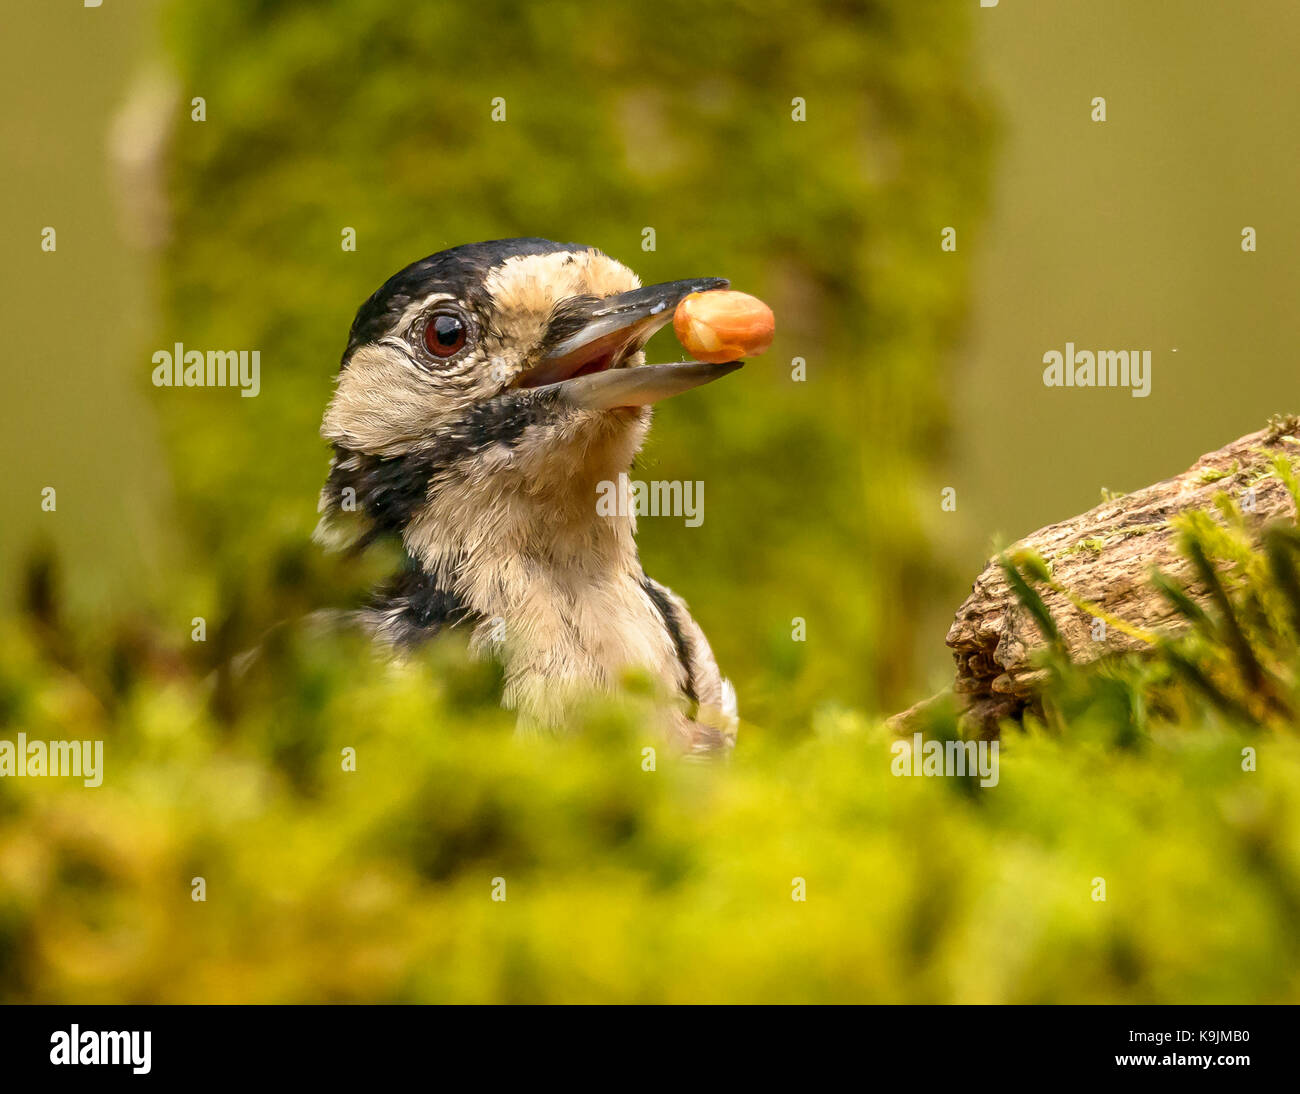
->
[673,290,775,364]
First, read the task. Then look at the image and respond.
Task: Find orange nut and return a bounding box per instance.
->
[673,290,775,364]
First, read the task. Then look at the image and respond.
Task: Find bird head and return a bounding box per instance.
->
[316,238,738,565]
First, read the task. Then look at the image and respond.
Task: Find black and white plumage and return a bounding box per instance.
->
[315,239,739,753]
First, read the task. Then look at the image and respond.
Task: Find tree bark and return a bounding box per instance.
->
[942,419,1299,733]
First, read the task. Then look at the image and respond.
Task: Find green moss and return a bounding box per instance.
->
[1264,412,1300,444]
[1197,460,1239,485]
[3,600,1298,1003]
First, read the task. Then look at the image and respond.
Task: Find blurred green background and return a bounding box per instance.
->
[1,0,1298,1003]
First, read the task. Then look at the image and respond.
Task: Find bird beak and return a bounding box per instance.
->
[519,277,743,407]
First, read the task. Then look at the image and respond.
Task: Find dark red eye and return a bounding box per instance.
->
[424,313,468,358]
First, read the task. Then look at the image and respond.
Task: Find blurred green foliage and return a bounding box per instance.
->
[3,566,1299,1002]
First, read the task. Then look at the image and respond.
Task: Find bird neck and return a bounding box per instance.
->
[397,409,684,720]
[404,408,647,588]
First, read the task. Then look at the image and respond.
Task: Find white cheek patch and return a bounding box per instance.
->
[324,344,453,454]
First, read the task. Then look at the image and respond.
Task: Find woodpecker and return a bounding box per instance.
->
[316,239,740,753]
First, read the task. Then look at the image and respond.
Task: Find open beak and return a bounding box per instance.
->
[517,277,743,408]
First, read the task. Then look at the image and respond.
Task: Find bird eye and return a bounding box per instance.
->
[423,312,469,358]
